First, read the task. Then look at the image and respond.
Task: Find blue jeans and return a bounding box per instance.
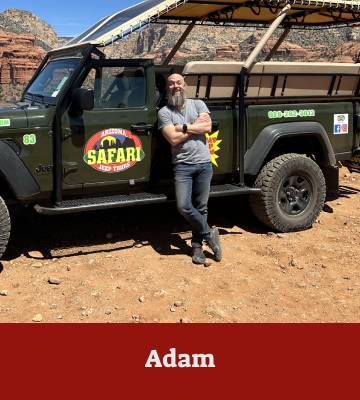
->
[174,162,213,247]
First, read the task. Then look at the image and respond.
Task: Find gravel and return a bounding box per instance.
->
[296,282,307,289]
[31,262,43,269]
[28,251,44,258]
[32,314,43,322]
[48,277,61,285]
[179,317,192,323]
[289,258,298,267]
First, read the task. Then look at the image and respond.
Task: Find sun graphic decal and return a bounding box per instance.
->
[206,130,222,167]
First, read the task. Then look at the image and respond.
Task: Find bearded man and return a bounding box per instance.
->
[157,73,222,264]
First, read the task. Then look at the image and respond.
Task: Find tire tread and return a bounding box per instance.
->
[250,153,326,232]
[0,196,10,259]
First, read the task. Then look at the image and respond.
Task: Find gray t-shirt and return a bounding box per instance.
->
[158,99,211,164]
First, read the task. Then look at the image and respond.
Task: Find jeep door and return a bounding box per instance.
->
[62,59,156,189]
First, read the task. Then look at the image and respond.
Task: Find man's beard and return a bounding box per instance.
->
[167,90,186,109]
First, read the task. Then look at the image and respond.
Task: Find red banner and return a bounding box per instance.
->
[1,324,358,398]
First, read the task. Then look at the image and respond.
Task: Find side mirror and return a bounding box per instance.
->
[71,88,94,111]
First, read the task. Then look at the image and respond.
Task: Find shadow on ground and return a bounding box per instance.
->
[3,185,358,261]
[338,185,360,197]
[4,196,261,261]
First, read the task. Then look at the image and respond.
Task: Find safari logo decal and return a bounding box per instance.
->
[206,130,222,167]
[83,128,145,173]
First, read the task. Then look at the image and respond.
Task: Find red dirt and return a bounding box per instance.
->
[0,168,359,323]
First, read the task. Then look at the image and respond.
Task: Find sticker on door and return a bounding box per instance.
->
[333,114,349,135]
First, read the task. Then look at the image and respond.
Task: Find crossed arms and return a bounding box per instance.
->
[161,113,212,146]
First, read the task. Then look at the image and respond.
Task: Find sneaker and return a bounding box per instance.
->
[192,246,206,264]
[205,227,222,262]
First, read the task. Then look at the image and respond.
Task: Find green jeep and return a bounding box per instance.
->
[0,0,359,259]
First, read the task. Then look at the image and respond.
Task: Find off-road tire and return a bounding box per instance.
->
[0,196,10,259]
[250,153,326,232]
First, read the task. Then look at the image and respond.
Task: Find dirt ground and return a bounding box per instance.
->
[0,168,359,323]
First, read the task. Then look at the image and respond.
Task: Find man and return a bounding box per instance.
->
[158,73,222,264]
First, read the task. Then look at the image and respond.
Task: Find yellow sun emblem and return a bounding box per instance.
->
[206,130,222,167]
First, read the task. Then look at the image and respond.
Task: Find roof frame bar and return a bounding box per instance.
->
[235,3,292,186]
[163,21,196,65]
[207,2,244,22]
[264,24,291,61]
[187,1,241,5]
[244,4,292,70]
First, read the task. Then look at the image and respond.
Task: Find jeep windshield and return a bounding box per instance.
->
[23,58,81,105]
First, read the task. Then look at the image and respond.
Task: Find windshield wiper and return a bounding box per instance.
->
[24,93,52,106]
[31,94,46,104]
[15,101,31,109]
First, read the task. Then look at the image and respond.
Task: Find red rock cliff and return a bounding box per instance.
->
[0,30,45,86]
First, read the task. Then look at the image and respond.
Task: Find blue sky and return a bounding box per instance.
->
[0,0,140,37]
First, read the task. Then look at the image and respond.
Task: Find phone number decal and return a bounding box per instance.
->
[268,109,315,119]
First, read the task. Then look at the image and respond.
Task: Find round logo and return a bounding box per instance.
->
[83,128,145,173]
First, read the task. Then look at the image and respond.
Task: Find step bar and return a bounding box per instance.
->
[34,184,261,215]
[209,184,260,198]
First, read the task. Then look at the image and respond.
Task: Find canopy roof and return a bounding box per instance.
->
[63,0,360,49]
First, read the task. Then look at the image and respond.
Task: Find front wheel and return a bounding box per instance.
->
[0,196,11,259]
[250,153,326,232]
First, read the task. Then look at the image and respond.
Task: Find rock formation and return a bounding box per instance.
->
[0,8,58,50]
[0,30,45,84]
[216,45,241,59]
[0,30,45,101]
[0,8,359,103]
[106,24,358,64]
[0,8,60,102]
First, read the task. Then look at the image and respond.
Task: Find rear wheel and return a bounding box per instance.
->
[0,196,11,259]
[250,153,326,232]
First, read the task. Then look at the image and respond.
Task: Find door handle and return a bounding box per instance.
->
[131,123,153,136]
[63,127,72,139]
[63,161,78,175]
